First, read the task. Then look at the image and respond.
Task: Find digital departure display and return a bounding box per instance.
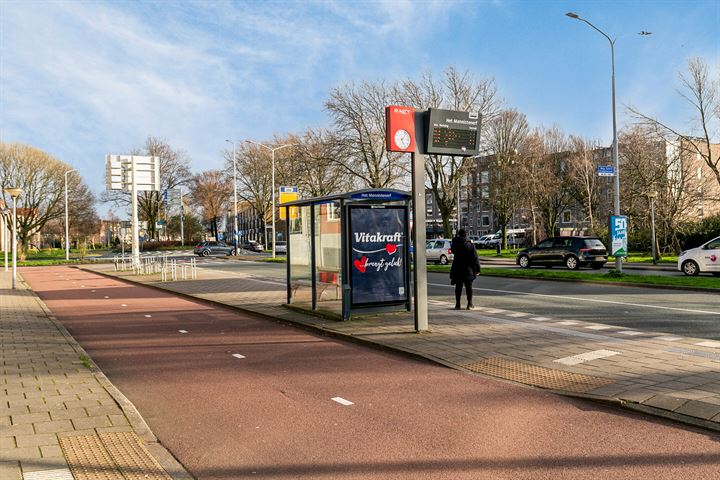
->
[425,108,480,156]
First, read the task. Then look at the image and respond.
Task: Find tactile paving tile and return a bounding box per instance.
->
[99,432,171,480]
[463,357,615,393]
[59,434,125,480]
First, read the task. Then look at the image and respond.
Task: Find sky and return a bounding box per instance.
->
[1,0,718,215]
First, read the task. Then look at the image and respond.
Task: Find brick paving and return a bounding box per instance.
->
[86,262,720,431]
[0,271,189,480]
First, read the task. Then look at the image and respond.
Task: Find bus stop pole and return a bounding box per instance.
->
[411,112,429,332]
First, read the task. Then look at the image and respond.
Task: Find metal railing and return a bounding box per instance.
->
[114,254,197,281]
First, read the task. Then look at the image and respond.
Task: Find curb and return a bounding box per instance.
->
[18,272,195,480]
[76,266,720,435]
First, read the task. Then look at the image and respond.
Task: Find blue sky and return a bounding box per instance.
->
[1,0,718,210]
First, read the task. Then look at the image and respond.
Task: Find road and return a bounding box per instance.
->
[22,266,720,480]
[190,259,720,340]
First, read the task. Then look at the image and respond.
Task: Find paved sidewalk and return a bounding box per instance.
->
[0,271,192,480]
[82,262,720,432]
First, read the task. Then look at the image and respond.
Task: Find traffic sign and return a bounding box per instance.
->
[597,165,615,177]
[279,186,299,220]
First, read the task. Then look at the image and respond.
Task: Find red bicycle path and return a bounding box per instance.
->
[20,266,720,479]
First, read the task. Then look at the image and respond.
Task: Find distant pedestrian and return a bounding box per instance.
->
[450,229,481,310]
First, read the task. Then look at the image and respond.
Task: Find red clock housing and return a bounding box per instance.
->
[385,105,416,153]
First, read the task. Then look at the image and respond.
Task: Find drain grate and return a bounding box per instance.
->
[59,432,171,480]
[464,357,615,393]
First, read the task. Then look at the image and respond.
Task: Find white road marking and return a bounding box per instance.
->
[556,321,578,326]
[427,283,720,316]
[585,325,614,330]
[120,304,128,307]
[104,296,110,299]
[331,397,354,406]
[178,330,188,334]
[653,336,682,342]
[530,317,550,321]
[618,331,644,336]
[232,354,246,359]
[695,341,720,348]
[144,315,152,318]
[91,290,96,292]
[483,308,506,314]
[507,312,529,318]
[555,349,621,366]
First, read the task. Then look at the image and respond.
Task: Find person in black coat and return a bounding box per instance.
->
[450,229,481,310]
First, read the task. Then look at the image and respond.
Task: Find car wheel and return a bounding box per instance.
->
[439,254,448,265]
[201,250,210,257]
[518,254,531,269]
[565,255,579,270]
[229,248,237,256]
[591,262,605,270]
[682,260,699,276]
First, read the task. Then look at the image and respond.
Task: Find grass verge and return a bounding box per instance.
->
[261,257,287,263]
[427,264,720,289]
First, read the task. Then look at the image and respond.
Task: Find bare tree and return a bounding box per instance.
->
[325,81,407,188]
[290,129,351,197]
[0,142,97,258]
[566,136,608,231]
[396,67,500,237]
[190,170,231,241]
[485,109,530,248]
[628,58,719,189]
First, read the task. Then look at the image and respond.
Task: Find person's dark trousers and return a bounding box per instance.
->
[454,279,474,308]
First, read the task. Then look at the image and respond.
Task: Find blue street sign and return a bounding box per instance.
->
[597,165,616,177]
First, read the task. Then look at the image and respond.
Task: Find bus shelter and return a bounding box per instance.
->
[281,189,412,321]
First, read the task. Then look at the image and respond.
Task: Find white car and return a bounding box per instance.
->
[426,239,454,265]
[678,235,720,276]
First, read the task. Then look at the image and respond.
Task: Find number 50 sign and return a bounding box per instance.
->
[610,215,628,257]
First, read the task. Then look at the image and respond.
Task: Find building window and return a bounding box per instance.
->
[481,215,490,227]
[562,210,572,223]
[481,185,489,199]
[327,202,340,221]
[481,171,489,184]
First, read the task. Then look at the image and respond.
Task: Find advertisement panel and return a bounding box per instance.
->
[610,215,628,257]
[348,206,409,306]
[279,186,299,220]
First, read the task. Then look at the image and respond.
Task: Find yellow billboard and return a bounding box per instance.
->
[279,186,298,220]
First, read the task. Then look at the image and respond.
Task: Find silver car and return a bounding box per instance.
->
[426,239,454,265]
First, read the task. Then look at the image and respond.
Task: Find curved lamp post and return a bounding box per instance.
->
[4,187,23,289]
[225,140,239,255]
[243,141,297,258]
[566,12,651,272]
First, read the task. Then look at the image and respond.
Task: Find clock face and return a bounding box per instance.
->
[394,129,411,150]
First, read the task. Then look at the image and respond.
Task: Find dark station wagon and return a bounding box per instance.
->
[516,236,608,270]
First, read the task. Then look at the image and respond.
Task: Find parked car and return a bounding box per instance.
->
[678,235,720,276]
[516,236,607,270]
[426,239,454,265]
[194,241,236,256]
[484,229,527,249]
[275,241,287,254]
[241,240,264,253]
[475,234,494,248]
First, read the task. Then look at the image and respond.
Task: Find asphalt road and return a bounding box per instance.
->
[22,267,720,480]
[191,259,720,340]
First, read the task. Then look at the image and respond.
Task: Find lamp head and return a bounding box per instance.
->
[565,12,580,19]
[4,187,22,198]
[639,30,652,36]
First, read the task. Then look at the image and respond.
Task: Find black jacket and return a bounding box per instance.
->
[450,236,481,282]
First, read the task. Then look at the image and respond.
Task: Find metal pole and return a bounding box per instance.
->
[180,193,185,246]
[12,196,17,289]
[232,143,238,254]
[3,214,7,272]
[271,149,276,258]
[610,40,622,273]
[457,178,461,233]
[650,195,657,265]
[412,112,429,332]
[131,157,140,268]
[64,169,76,261]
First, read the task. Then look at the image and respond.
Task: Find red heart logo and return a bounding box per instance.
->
[385,243,397,255]
[353,256,367,273]
[711,255,717,262]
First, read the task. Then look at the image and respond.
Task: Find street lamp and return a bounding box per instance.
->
[64,169,77,261]
[225,140,239,255]
[244,140,297,258]
[4,187,23,289]
[647,191,657,265]
[566,12,651,273]
[1,206,9,272]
